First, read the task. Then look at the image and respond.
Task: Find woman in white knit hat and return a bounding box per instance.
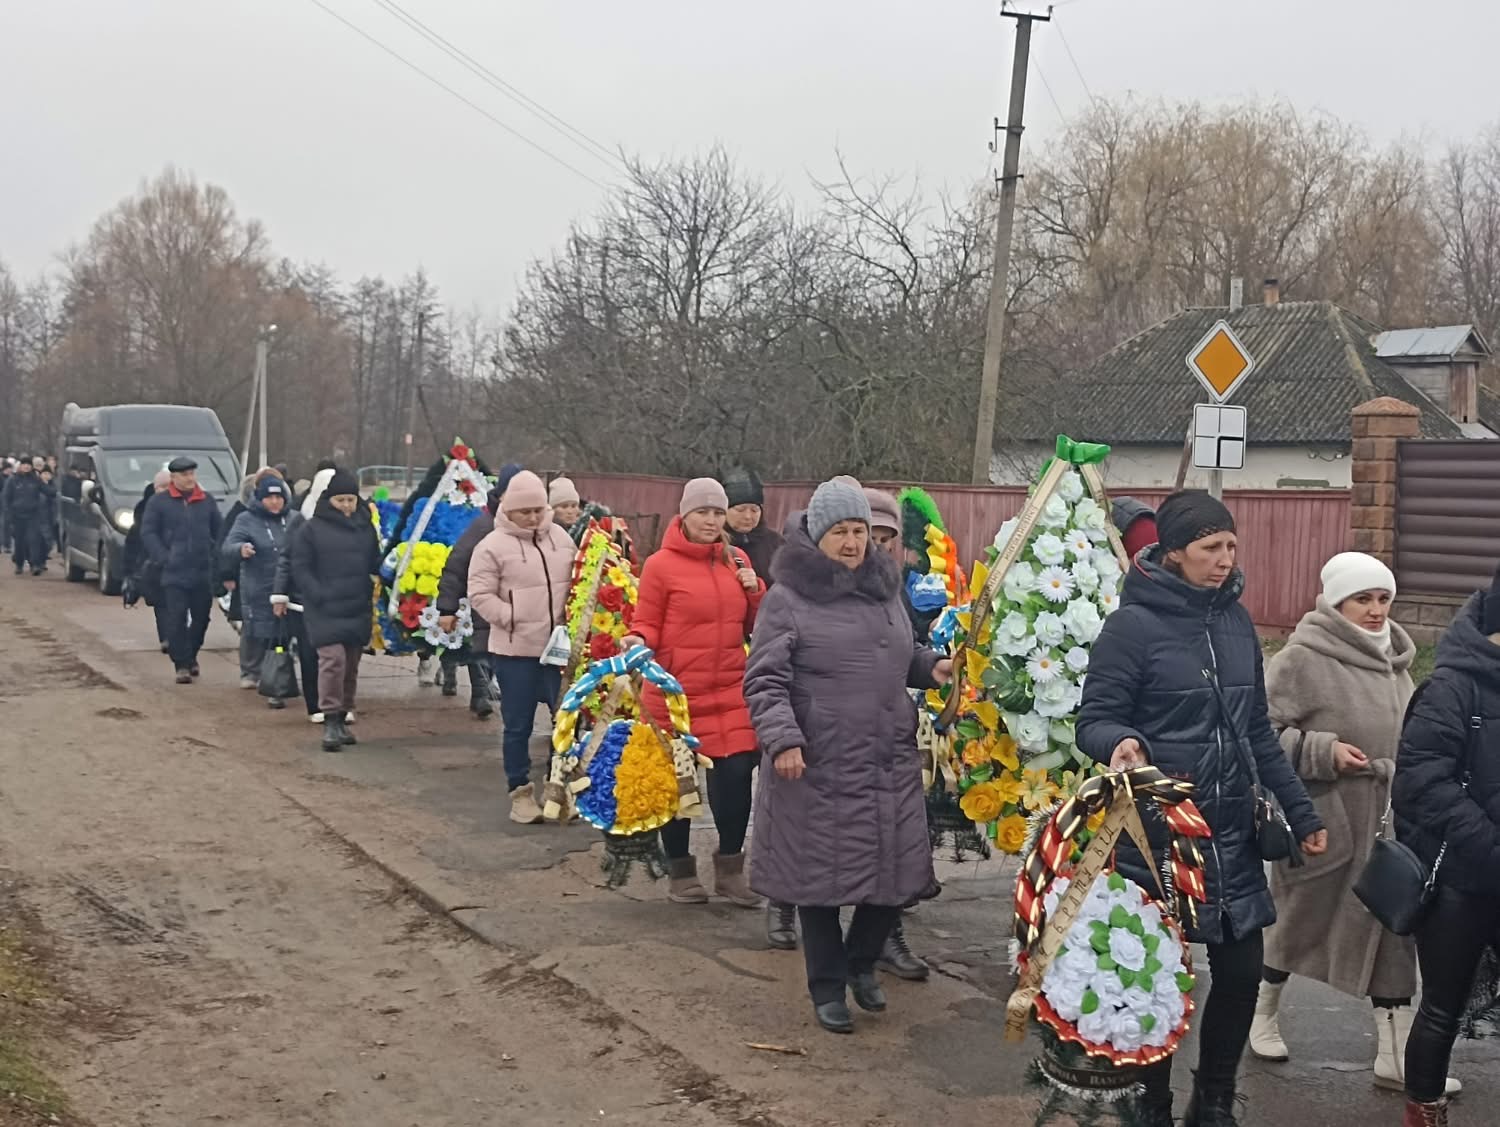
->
[1254,552,1460,1097]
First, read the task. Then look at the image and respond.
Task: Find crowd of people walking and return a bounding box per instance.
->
[9,439,1499,1127]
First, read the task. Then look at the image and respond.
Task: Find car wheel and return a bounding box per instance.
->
[98,538,122,596]
[63,530,87,583]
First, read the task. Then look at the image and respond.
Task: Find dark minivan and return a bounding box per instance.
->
[58,403,239,594]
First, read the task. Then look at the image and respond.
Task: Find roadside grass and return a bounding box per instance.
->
[0,895,73,1125]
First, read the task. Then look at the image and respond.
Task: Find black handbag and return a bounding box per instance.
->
[1354,690,1481,936]
[1206,668,1305,867]
[258,629,300,700]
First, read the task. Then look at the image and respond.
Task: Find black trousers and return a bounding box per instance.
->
[152,600,172,646]
[660,749,757,859]
[1142,922,1263,1104]
[798,905,903,1004]
[163,582,213,671]
[289,613,320,716]
[9,517,44,570]
[1408,885,1500,1102]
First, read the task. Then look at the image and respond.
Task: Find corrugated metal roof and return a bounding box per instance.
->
[1373,325,1486,359]
[996,302,1464,445]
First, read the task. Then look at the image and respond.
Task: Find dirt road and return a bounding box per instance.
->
[2,565,1497,1127]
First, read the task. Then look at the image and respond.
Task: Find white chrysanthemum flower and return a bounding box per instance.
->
[1032,532,1068,567]
[1033,611,1067,648]
[993,517,1020,553]
[1003,560,1038,604]
[1063,528,1094,559]
[1058,470,1086,504]
[1098,590,1120,616]
[1036,565,1075,603]
[1040,492,1072,529]
[1062,597,1104,643]
[1027,649,1062,683]
[1065,646,1091,673]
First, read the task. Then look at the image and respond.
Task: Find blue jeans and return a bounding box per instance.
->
[489,655,561,791]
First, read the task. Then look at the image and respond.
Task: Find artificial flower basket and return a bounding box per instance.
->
[922,435,1132,855]
[1007,769,1213,1126]
[561,528,639,710]
[546,647,708,887]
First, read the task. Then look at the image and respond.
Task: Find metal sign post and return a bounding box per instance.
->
[1185,321,1256,498]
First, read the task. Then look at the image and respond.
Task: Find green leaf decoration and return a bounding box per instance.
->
[1143,933,1161,956]
[1126,915,1146,938]
[1176,972,1196,993]
[968,763,995,783]
[1107,872,1126,893]
[1081,989,1100,1015]
[1098,954,1117,972]
[1144,955,1163,977]
[1090,929,1111,955]
[1140,1014,1156,1034]
[1137,975,1154,993]
[896,486,946,534]
[1118,967,1136,989]
[956,719,984,741]
[1109,906,1130,929]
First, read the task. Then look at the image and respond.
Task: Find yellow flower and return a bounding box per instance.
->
[992,734,1020,772]
[959,781,1004,825]
[591,611,615,635]
[970,562,989,596]
[970,699,1001,734]
[415,574,439,598]
[961,740,992,768]
[398,570,418,593]
[1086,808,1107,835]
[1019,769,1061,812]
[996,814,1029,854]
[992,770,1024,807]
[965,647,989,689]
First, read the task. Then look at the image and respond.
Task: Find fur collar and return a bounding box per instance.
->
[771,512,901,602]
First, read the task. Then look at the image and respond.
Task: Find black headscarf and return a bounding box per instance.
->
[1154,490,1234,553]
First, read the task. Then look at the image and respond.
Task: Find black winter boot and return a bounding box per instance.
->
[877,921,930,981]
[441,662,458,697]
[1183,1074,1241,1127]
[321,717,344,752]
[469,667,494,719]
[337,712,358,746]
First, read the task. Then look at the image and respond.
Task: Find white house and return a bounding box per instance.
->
[991,294,1495,489]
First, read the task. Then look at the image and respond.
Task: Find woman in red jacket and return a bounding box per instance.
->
[623,478,765,907]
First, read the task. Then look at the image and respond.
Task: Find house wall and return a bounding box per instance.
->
[990,442,1351,489]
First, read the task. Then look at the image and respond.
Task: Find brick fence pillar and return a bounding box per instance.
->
[1349,397,1420,563]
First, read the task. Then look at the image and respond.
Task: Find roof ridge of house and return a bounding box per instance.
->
[1327,303,1378,397]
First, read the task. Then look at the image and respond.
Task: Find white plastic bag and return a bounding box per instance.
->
[539,625,572,667]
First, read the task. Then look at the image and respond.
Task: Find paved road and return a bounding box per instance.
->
[5,566,1495,1125]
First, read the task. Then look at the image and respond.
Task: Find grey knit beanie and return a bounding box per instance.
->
[807,476,872,544]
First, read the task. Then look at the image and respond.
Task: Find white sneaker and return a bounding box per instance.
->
[239,676,259,690]
[309,712,324,724]
[509,785,544,825]
[417,656,435,684]
[345,710,356,725]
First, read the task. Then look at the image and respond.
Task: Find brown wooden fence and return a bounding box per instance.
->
[1396,439,1500,596]
[567,473,1350,632]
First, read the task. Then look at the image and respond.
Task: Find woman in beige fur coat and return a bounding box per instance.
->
[1253,552,1459,1097]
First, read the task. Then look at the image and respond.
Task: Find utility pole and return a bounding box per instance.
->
[970,4,1050,485]
[404,311,427,493]
[239,324,277,475]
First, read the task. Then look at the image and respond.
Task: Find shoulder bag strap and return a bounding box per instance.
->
[1203,665,1263,790]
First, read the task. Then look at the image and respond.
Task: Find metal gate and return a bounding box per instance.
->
[1396,439,1500,595]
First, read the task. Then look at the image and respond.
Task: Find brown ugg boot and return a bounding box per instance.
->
[667,856,708,904]
[1403,1098,1448,1127]
[712,852,762,908]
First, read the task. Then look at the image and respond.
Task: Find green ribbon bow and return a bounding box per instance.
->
[1054,434,1111,465]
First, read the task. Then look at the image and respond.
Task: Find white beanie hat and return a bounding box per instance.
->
[548,476,580,506]
[1320,551,1396,609]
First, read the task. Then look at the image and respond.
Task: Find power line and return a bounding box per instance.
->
[367,0,626,172]
[1055,25,1097,105]
[303,0,609,190]
[1034,60,1067,124]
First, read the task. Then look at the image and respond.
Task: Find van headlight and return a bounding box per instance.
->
[114,508,135,531]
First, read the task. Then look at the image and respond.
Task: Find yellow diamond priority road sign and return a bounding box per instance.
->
[1186,320,1255,403]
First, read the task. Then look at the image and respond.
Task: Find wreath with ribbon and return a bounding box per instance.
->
[546,647,708,886]
[1006,768,1213,1124]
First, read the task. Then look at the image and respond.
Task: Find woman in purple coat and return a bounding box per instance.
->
[745,478,952,1034]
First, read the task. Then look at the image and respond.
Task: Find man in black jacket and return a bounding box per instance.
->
[143,457,223,683]
[435,485,500,719]
[1,457,53,576]
[124,471,173,653]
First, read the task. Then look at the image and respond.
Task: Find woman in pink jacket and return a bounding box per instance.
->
[467,470,575,824]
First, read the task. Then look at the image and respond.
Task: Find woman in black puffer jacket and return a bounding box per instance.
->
[1392,568,1500,1127]
[1078,491,1324,1127]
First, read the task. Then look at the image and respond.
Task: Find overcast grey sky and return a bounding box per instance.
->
[4,0,1498,314]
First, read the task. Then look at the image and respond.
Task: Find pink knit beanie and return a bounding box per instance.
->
[502,470,549,512]
[680,477,730,516]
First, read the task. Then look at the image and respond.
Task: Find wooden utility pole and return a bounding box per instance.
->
[970,5,1050,485]
[404,311,427,493]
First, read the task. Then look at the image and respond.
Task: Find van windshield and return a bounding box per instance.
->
[97,451,238,497]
